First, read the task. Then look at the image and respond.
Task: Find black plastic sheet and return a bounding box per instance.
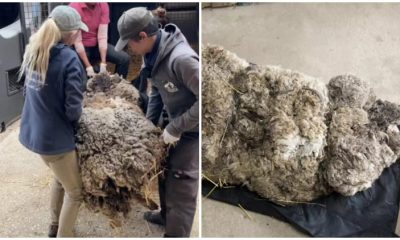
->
[202,163,400,237]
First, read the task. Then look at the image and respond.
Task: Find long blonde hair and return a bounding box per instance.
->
[19,18,61,85]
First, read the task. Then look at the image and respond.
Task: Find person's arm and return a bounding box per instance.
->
[146,85,164,126]
[75,32,95,77]
[98,24,108,65]
[74,31,92,68]
[98,3,110,71]
[165,55,199,137]
[69,2,94,77]
[64,56,84,124]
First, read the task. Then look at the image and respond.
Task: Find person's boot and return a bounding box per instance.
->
[144,211,166,226]
[48,224,58,238]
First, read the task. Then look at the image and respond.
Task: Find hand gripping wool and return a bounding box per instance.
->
[75,73,166,220]
[202,45,400,204]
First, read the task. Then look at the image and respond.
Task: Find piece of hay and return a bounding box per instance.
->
[202,45,400,204]
[76,73,166,220]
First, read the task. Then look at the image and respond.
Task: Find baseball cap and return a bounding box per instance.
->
[115,7,159,52]
[49,6,88,32]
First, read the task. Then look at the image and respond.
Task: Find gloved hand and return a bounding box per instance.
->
[99,63,108,74]
[86,66,95,77]
[162,129,179,145]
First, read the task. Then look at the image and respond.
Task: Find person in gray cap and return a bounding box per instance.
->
[18,6,87,237]
[115,7,199,238]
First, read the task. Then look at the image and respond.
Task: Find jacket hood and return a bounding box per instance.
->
[152,24,187,73]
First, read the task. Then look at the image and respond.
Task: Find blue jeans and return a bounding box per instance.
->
[84,43,130,78]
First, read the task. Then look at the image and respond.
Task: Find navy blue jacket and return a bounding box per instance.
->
[19,43,84,155]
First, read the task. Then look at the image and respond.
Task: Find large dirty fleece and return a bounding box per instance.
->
[75,73,166,221]
[202,45,400,204]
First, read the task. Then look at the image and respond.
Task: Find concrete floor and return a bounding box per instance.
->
[202,3,400,237]
[202,198,307,238]
[0,121,199,237]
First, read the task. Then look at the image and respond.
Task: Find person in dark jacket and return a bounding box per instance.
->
[115,7,199,237]
[18,6,87,237]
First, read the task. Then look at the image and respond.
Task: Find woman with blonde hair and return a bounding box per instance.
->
[18,6,88,237]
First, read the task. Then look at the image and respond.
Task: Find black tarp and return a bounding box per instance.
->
[202,163,400,237]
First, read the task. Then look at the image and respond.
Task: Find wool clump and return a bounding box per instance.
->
[202,45,400,203]
[76,73,166,220]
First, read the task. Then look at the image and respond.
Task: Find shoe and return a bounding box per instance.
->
[144,211,166,226]
[48,224,58,238]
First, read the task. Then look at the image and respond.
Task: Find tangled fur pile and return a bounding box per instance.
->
[76,73,166,220]
[202,46,400,203]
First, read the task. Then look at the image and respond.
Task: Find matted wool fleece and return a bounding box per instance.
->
[75,73,166,220]
[202,45,400,204]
